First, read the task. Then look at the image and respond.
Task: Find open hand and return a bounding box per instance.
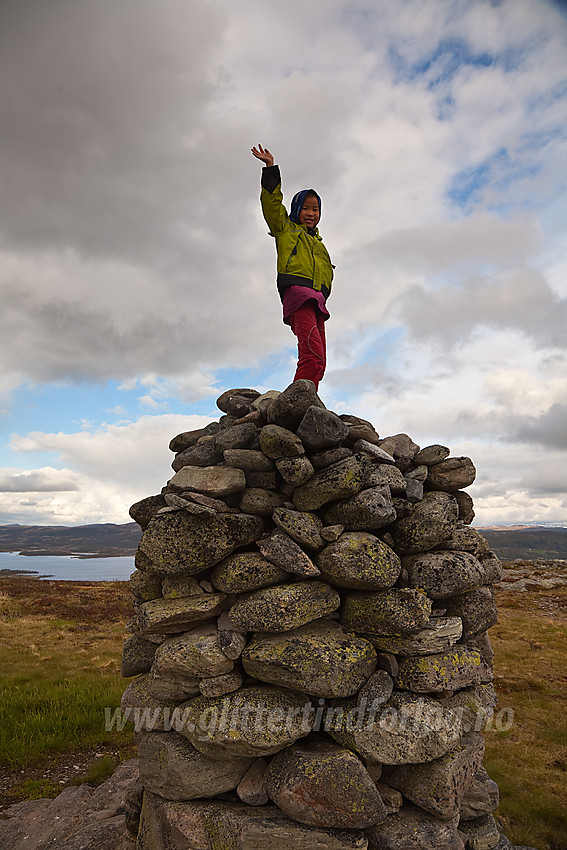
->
[251,144,274,167]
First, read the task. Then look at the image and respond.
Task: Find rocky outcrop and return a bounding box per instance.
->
[120,379,511,849]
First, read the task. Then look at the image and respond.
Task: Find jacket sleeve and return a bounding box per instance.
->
[260,165,290,235]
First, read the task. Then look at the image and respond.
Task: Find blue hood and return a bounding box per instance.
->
[290,188,322,224]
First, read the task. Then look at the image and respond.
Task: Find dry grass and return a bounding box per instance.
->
[486,583,567,850]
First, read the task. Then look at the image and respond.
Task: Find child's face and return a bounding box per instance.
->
[299,196,320,227]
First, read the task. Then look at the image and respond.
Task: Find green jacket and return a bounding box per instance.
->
[260,165,334,302]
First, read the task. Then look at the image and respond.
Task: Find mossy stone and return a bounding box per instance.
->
[177,685,315,758]
[241,620,377,698]
[395,646,488,693]
[137,510,263,575]
[316,532,401,590]
[211,551,287,593]
[292,455,368,512]
[391,491,458,554]
[228,580,340,632]
[341,588,432,636]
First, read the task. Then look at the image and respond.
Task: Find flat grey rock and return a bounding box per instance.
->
[138,731,252,800]
[137,793,368,849]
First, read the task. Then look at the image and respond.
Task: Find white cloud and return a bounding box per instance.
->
[0,468,80,493]
[0,0,566,526]
[4,413,213,524]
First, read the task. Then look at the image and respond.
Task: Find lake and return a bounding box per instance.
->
[0,551,134,582]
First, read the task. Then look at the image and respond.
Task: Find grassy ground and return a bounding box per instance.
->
[0,572,566,849]
[0,578,136,804]
[484,578,567,850]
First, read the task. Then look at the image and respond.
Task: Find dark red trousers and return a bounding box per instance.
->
[289,301,327,390]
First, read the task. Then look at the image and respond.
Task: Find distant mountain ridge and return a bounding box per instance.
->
[477,526,567,560]
[0,522,566,561]
[0,523,141,557]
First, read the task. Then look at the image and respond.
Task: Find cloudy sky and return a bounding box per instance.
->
[1,0,566,528]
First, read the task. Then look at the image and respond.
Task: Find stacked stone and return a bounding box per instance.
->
[122,380,511,850]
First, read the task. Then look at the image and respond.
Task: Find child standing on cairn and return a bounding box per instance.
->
[251,144,334,391]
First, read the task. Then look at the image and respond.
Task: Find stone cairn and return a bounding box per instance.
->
[122,379,515,850]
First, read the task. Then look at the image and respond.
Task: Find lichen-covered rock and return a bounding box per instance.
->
[265,738,386,828]
[129,569,163,602]
[138,595,228,635]
[358,669,394,707]
[169,423,219,453]
[443,683,497,732]
[121,634,158,677]
[151,623,233,682]
[275,455,315,486]
[458,814,501,850]
[267,380,326,431]
[137,510,263,575]
[214,422,259,454]
[223,448,275,471]
[460,768,500,820]
[444,586,498,638]
[455,489,475,524]
[321,486,396,531]
[216,388,261,413]
[120,674,177,731]
[341,588,432,635]
[272,506,324,551]
[413,445,451,466]
[292,455,368,511]
[138,731,252,800]
[129,494,167,530]
[241,621,377,698]
[296,406,349,452]
[257,529,321,577]
[427,456,476,492]
[161,575,204,599]
[172,438,221,471]
[146,665,202,702]
[384,732,485,819]
[435,526,491,558]
[177,685,314,758]
[328,690,462,765]
[311,447,353,469]
[377,434,419,470]
[240,487,287,516]
[366,804,464,850]
[211,551,287,593]
[364,464,407,494]
[228,581,340,632]
[404,550,487,599]
[259,424,305,458]
[461,632,495,666]
[199,669,243,697]
[316,532,401,591]
[368,617,462,656]
[391,491,458,554]
[395,647,490,693]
